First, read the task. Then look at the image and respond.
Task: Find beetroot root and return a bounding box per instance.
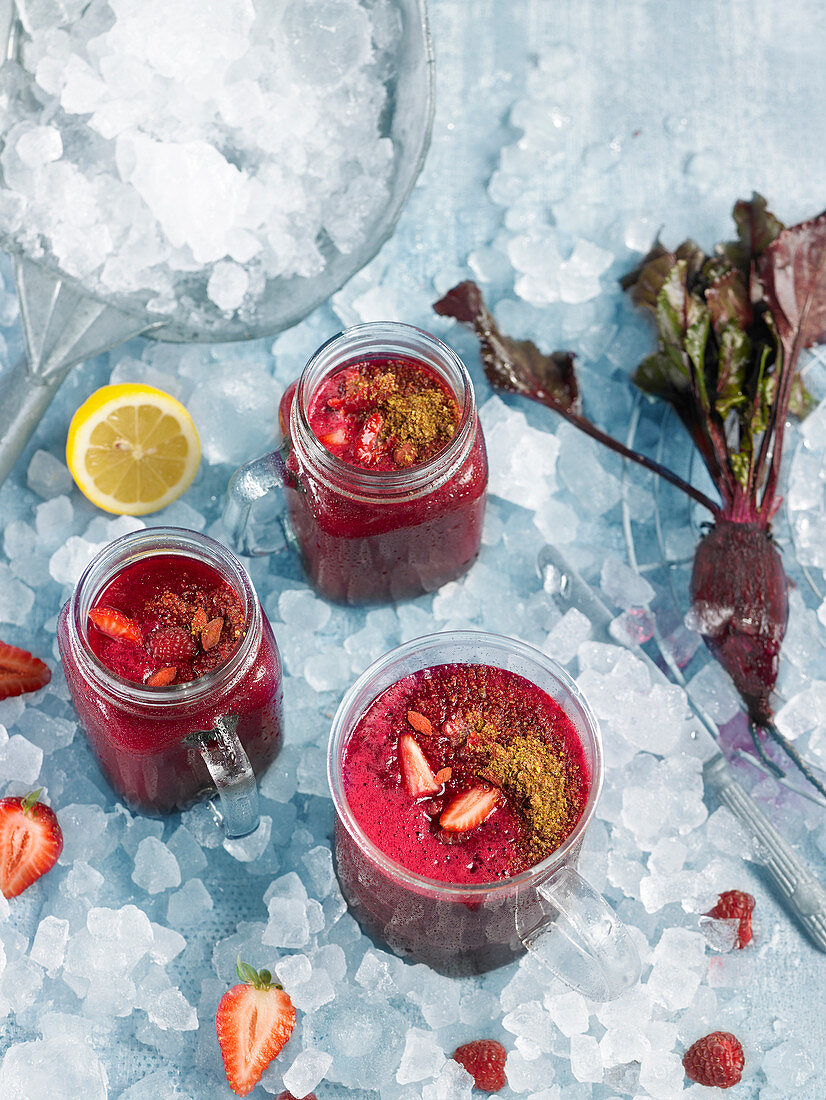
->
[689,520,788,726]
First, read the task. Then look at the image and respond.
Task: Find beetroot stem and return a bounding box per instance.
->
[548,400,722,517]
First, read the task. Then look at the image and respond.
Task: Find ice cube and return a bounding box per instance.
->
[132,837,182,894]
[222,815,272,862]
[166,825,208,878]
[29,916,69,973]
[570,1033,603,1083]
[396,1028,446,1084]
[281,1049,333,1098]
[0,1035,108,1098]
[0,734,43,784]
[600,556,655,610]
[421,1059,474,1100]
[147,987,198,1031]
[699,915,740,953]
[26,449,73,498]
[545,990,589,1036]
[166,878,213,927]
[278,589,332,632]
[207,260,249,313]
[0,565,35,626]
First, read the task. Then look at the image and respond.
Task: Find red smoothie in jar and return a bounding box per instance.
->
[58,530,282,814]
[342,663,589,887]
[279,325,488,605]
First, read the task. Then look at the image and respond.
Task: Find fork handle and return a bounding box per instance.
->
[704,754,826,952]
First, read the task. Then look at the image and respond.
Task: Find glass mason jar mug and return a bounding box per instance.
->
[328,631,641,1000]
[224,322,488,604]
[57,527,283,836]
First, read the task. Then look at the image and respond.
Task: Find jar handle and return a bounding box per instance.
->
[188,715,259,838]
[223,449,290,555]
[520,866,640,1001]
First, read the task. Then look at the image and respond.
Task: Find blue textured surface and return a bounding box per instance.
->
[1,2,825,1097]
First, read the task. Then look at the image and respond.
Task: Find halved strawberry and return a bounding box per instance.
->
[407,710,433,736]
[354,412,385,465]
[88,606,141,644]
[0,641,51,701]
[440,785,500,832]
[399,733,440,797]
[216,958,297,1097]
[0,790,63,898]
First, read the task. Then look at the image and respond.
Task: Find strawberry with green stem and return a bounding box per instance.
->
[0,789,63,898]
[216,957,297,1097]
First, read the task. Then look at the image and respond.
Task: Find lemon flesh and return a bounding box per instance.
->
[67,384,201,515]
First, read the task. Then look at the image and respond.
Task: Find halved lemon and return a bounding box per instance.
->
[66,383,201,515]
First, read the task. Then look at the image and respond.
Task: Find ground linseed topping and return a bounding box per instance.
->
[477,732,579,862]
[381,387,458,460]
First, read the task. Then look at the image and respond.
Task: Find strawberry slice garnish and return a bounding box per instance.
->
[0,641,51,701]
[439,785,500,832]
[320,427,347,449]
[354,412,385,465]
[88,606,141,644]
[216,957,297,1097]
[399,733,440,797]
[0,789,63,899]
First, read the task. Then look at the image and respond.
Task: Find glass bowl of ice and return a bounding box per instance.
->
[0,0,434,342]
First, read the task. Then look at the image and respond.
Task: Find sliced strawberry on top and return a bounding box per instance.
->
[0,789,63,899]
[216,958,297,1097]
[399,733,440,797]
[440,785,500,832]
[88,606,141,644]
[354,412,385,465]
[0,641,51,701]
[319,427,347,449]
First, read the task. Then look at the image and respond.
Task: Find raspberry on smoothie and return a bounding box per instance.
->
[342,662,589,886]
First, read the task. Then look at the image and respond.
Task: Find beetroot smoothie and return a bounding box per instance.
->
[278,324,488,604]
[333,646,593,974]
[342,663,589,885]
[58,529,282,814]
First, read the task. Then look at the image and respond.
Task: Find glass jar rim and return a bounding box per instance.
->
[66,526,262,707]
[327,629,604,900]
[290,321,478,501]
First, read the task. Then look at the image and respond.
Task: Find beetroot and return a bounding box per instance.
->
[434,196,826,797]
[689,521,788,727]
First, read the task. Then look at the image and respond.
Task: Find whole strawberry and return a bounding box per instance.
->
[705,890,755,948]
[683,1031,744,1088]
[0,789,63,898]
[453,1039,508,1093]
[216,957,296,1097]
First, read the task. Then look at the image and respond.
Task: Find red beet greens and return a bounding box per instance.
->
[434,195,826,798]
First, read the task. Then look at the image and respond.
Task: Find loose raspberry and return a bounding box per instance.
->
[683,1032,744,1088]
[705,890,755,948]
[453,1039,507,1093]
[148,626,196,664]
[276,1094,317,1100]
